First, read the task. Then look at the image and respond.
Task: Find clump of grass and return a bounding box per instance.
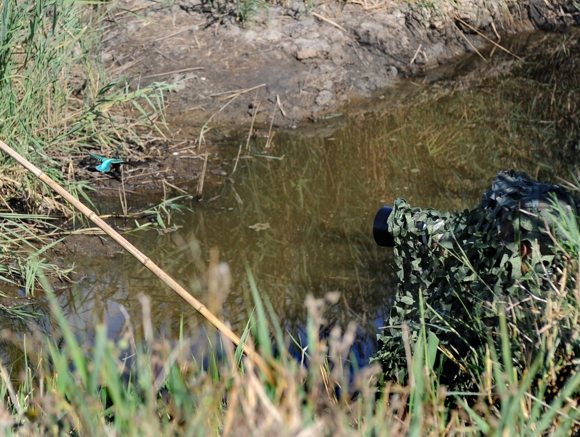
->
[237,0,265,25]
[0,0,171,294]
[0,0,169,212]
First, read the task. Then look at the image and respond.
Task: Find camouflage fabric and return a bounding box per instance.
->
[373,170,579,389]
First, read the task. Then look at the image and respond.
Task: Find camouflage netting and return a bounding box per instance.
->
[373,170,580,392]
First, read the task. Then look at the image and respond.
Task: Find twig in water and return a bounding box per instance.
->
[453,22,487,63]
[197,150,209,198]
[233,92,260,174]
[119,166,128,216]
[164,179,189,195]
[246,96,260,152]
[197,94,241,146]
[455,16,522,61]
[265,105,276,150]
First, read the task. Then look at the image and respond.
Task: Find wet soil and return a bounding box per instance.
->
[104,0,578,129]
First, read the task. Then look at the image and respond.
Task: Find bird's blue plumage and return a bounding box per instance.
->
[88,152,127,173]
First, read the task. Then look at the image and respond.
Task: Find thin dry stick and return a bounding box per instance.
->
[110,58,142,77]
[245,98,260,151]
[311,12,349,34]
[210,88,253,97]
[491,22,501,41]
[410,44,422,66]
[164,179,189,195]
[0,362,22,416]
[113,4,150,17]
[349,0,391,11]
[264,106,276,150]
[454,22,487,63]
[204,94,240,127]
[120,166,128,216]
[233,95,260,174]
[276,94,286,118]
[0,140,274,383]
[455,16,522,61]
[197,150,209,198]
[154,25,201,43]
[140,67,204,80]
[222,83,265,101]
[118,188,127,216]
[162,177,168,202]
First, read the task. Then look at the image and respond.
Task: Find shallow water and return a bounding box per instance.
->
[17,30,580,366]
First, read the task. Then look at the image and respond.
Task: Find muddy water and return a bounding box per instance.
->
[52,43,580,365]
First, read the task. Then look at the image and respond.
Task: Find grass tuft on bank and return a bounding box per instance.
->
[0,0,170,292]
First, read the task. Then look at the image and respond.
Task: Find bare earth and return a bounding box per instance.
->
[103,0,574,126]
[83,0,576,192]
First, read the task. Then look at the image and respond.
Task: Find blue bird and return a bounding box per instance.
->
[88,152,127,173]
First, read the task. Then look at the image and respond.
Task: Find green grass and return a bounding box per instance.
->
[0,0,172,293]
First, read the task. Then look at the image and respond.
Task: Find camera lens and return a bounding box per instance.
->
[373,206,395,247]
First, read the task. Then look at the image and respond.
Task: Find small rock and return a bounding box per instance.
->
[294,37,331,60]
[386,66,398,80]
[315,90,334,106]
[286,21,315,38]
[321,80,334,90]
[261,29,283,43]
[290,1,306,18]
[226,25,241,37]
[101,51,114,63]
[330,43,346,65]
[243,30,258,43]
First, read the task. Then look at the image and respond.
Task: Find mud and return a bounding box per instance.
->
[79,0,580,194]
[104,0,579,129]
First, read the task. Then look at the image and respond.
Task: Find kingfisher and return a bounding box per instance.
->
[88,152,128,173]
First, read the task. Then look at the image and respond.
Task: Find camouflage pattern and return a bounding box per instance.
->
[374,170,579,390]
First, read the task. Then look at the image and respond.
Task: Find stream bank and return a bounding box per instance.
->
[105,0,579,128]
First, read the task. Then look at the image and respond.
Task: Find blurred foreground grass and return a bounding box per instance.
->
[3,237,580,436]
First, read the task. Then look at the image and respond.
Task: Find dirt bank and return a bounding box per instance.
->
[104,0,578,128]
[77,0,579,194]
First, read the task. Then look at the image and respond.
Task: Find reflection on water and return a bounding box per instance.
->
[43,30,580,365]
